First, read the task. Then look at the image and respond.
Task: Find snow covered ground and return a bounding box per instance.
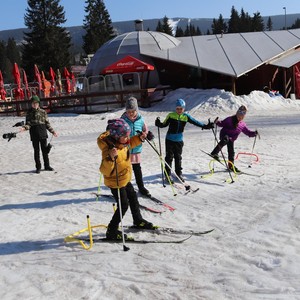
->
[1,88,300,300]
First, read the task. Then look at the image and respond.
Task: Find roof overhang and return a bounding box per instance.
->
[268,48,300,68]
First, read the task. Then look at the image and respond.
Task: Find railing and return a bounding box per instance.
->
[0,86,171,116]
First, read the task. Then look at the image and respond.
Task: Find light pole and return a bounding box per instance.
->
[283,7,287,30]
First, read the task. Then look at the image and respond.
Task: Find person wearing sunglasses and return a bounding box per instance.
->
[210,105,258,173]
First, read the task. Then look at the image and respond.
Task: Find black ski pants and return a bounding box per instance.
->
[108,182,142,231]
[165,139,183,176]
[211,135,235,163]
[132,163,145,190]
[32,138,50,170]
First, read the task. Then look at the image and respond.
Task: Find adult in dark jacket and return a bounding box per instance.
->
[20,96,58,173]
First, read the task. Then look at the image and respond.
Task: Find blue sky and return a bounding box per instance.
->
[1,0,299,31]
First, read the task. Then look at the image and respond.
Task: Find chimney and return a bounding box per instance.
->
[134,19,144,31]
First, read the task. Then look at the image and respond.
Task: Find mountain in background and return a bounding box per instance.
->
[0,14,299,54]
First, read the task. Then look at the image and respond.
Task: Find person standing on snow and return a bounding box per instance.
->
[210,105,258,173]
[97,118,153,240]
[155,98,213,182]
[20,95,58,173]
[121,97,151,197]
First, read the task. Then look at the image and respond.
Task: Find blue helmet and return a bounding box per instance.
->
[176,98,186,108]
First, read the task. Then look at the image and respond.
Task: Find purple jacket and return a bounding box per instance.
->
[216,115,256,142]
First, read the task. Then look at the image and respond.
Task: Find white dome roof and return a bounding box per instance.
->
[86,31,181,76]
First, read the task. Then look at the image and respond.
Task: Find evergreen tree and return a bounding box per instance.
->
[185,24,201,36]
[6,38,21,67]
[191,25,197,36]
[0,41,10,82]
[82,0,115,55]
[211,14,227,34]
[228,6,240,33]
[0,39,21,83]
[239,9,252,32]
[0,41,5,71]
[251,12,265,32]
[175,27,184,37]
[22,0,71,80]
[290,18,300,29]
[266,17,273,31]
[184,24,191,36]
[6,38,21,83]
[156,20,163,32]
[161,16,173,36]
[196,26,202,36]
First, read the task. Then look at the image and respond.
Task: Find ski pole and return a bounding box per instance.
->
[152,140,178,196]
[248,134,258,168]
[210,124,234,183]
[140,132,190,192]
[114,156,130,252]
[95,173,102,201]
[211,120,218,172]
[157,119,165,187]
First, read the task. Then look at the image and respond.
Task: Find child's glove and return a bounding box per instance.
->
[136,130,148,142]
[13,121,24,127]
[147,131,155,141]
[138,131,147,141]
[155,117,162,127]
[202,122,214,130]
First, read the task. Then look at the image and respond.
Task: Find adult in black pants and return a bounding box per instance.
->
[20,96,58,173]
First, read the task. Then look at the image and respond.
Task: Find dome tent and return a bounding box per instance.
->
[85,30,181,88]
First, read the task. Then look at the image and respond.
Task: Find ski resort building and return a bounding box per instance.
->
[86,21,300,98]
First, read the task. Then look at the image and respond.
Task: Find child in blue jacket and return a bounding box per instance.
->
[121,97,151,196]
[155,98,213,182]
